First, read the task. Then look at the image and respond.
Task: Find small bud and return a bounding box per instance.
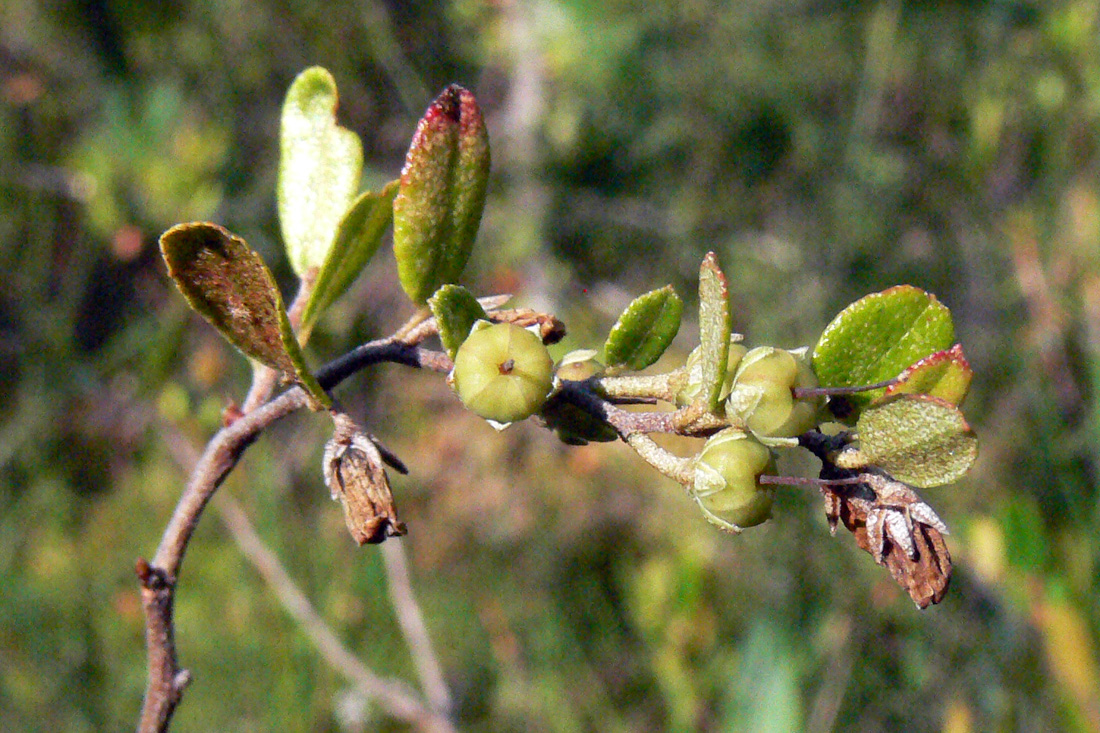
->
[556,349,603,383]
[675,343,748,407]
[452,322,554,424]
[691,428,776,530]
[323,429,406,545]
[726,347,823,438]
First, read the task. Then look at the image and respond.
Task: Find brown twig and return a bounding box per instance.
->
[557,380,676,436]
[154,418,453,731]
[137,386,309,731]
[792,378,898,399]
[137,337,452,731]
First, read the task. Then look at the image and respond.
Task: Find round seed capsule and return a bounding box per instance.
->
[452,322,554,424]
[726,346,823,438]
[555,349,604,382]
[692,428,776,530]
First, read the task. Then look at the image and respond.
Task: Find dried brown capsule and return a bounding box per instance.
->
[323,430,406,545]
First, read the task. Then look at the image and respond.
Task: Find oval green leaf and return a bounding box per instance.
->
[160,222,330,407]
[393,85,490,304]
[879,344,973,406]
[604,285,683,371]
[278,67,364,278]
[812,286,954,410]
[298,181,398,344]
[857,393,977,488]
[697,253,732,412]
[428,284,489,359]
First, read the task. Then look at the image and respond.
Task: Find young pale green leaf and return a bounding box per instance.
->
[298,181,398,343]
[812,286,954,410]
[428,284,488,359]
[393,85,490,304]
[879,344,972,406]
[160,222,330,407]
[697,253,732,412]
[603,285,683,371]
[278,67,364,279]
[857,393,977,488]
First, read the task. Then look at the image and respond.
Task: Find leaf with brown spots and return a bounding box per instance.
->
[160,222,330,406]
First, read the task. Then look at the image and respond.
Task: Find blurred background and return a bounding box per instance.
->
[2,0,1099,730]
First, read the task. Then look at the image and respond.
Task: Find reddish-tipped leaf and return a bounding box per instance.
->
[880,344,972,406]
[697,253,732,412]
[393,85,490,304]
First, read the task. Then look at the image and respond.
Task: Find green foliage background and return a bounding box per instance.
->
[3,0,1100,730]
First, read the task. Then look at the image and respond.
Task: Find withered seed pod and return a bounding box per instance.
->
[323,431,406,545]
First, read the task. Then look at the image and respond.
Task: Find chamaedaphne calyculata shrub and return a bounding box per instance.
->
[138,67,978,731]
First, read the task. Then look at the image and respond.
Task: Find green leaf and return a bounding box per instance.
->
[427,284,488,359]
[879,344,972,406]
[857,393,977,487]
[812,286,954,410]
[298,181,398,343]
[697,253,732,412]
[278,67,363,278]
[160,222,330,407]
[604,286,683,371]
[393,85,490,304]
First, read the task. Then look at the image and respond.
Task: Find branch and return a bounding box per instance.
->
[556,380,676,436]
[137,336,451,732]
[154,421,452,731]
[556,379,729,439]
[380,541,453,717]
[138,387,306,732]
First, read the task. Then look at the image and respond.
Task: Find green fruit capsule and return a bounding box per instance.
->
[452,322,554,424]
[691,428,776,530]
[726,347,823,438]
[675,342,748,407]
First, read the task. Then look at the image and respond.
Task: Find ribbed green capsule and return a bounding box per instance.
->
[691,428,776,531]
[726,347,823,439]
[452,322,553,425]
[555,349,603,383]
